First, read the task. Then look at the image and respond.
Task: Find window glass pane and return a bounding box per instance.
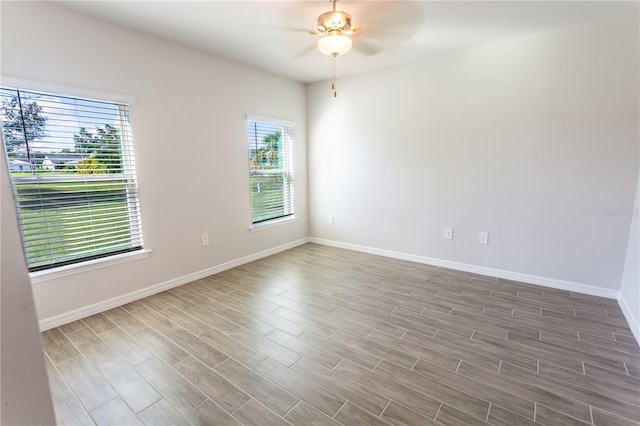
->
[1,86,143,271]
[247,118,294,224]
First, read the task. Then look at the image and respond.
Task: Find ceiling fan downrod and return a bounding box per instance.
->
[317,0,351,34]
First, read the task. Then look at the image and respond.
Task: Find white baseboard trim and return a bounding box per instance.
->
[41,236,636,341]
[39,238,310,331]
[309,238,620,299]
[618,293,640,344]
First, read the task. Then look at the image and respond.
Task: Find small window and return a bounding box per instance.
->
[1,86,143,271]
[247,116,294,225]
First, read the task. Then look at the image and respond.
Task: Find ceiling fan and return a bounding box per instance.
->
[256,1,425,96]
[315,0,354,57]
[315,0,354,96]
[309,0,425,56]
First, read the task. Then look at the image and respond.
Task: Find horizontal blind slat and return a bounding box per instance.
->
[248,118,294,224]
[2,85,144,271]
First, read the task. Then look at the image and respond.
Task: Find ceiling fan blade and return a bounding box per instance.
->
[349,2,425,52]
[250,24,317,34]
[352,39,382,56]
[294,43,318,58]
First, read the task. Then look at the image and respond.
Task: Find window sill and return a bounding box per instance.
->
[30,249,152,285]
[250,216,297,232]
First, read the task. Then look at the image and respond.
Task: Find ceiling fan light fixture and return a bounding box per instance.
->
[318,33,352,56]
[316,0,353,97]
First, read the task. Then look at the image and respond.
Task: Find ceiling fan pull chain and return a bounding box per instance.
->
[332,53,337,97]
[316,0,350,97]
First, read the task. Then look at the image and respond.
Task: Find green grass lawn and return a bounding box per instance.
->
[21,202,133,269]
[250,173,287,223]
[12,171,286,268]
[13,178,134,270]
[11,171,74,177]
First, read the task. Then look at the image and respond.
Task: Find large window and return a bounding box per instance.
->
[247,116,294,225]
[1,86,143,271]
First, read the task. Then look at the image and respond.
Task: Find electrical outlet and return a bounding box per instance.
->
[201,233,209,247]
[328,215,334,224]
[444,228,453,240]
[479,231,489,245]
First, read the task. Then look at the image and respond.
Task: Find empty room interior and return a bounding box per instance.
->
[1,1,639,425]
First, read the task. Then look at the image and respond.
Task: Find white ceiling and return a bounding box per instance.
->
[54,1,636,83]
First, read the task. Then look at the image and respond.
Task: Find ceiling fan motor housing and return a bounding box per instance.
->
[317,11,351,34]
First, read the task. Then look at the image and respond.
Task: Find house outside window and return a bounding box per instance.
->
[0,86,143,271]
[247,116,294,226]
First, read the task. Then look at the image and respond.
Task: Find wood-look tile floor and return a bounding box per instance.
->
[42,243,640,426]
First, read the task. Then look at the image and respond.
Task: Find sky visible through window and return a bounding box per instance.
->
[0,87,121,153]
[247,121,283,151]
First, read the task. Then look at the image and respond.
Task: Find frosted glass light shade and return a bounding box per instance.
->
[318,34,352,56]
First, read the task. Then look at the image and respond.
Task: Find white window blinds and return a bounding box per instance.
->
[0,86,143,271]
[247,117,294,224]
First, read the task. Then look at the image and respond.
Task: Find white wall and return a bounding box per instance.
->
[1,1,308,322]
[1,1,637,327]
[308,15,639,293]
[619,175,640,341]
[1,139,55,424]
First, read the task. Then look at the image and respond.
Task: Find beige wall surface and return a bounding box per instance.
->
[1,1,638,333]
[308,15,639,291]
[1,1,308,321]
[620,174,639,337]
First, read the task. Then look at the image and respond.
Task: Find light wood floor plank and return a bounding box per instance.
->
[42,327,81,365]
[135,357,207,415]
[99,328,154,366]
[213,358,299,416]
[290,357,390,416]
[40,243,639,426]
[57,356,118,411]
[165,328,228,368]
[374,359,490,420]
[185,400,242,426]
[254,357,345,417]
[380,400,440,426]
[131,328,189,366]
[333,359,441,419]
[172,356,250,413]
[137,399,190,426]
[65,328,161,413]
[334,401,392,426]
[265,329,343,369]
[284,401,342,426]
[232,399,291,426]
[89,397,143,426]
[412,358,535,419]
[101,307,146,335]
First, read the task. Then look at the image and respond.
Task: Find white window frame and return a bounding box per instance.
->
[247,115,295,230]
[0,77,147,274]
